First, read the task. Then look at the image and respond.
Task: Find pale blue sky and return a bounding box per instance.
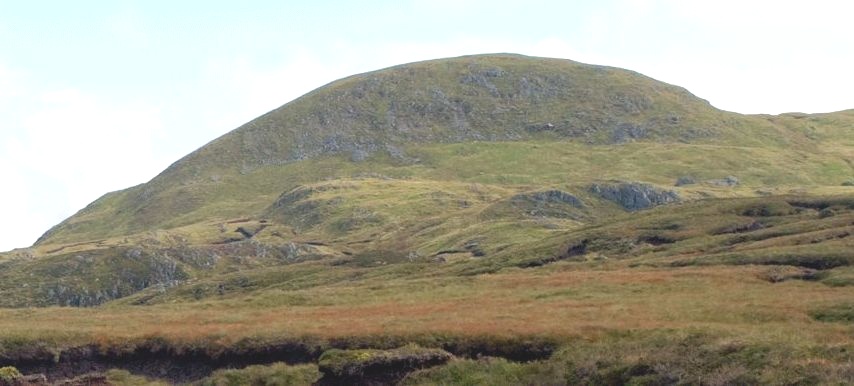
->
[1,0,852,251]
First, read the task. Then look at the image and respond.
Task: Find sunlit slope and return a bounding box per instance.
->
[33,54,848,246]
[1,54,853,385]
[0,53,848,309]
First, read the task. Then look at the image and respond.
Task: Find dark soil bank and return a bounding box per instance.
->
[2,336,557,383]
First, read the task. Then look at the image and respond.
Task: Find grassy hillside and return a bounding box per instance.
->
[32,139,852,245]
[1,54,853,384]
[4,138,848,307]
[1,195,853,383]
[33,54,849,246]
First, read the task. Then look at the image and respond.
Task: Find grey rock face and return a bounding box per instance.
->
[590,182,680,211]
[610,123,648,144]
[37,249,188,307]
[521,190,584,207]
[610,92,653,114]
[510,190,584,218]
[350,149,369,162]
[675,176,696,186]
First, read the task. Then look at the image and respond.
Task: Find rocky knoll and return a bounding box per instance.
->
[589,182,680,211]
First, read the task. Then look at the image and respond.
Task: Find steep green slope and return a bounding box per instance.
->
[1,53,849,309]
[34,53,841,246]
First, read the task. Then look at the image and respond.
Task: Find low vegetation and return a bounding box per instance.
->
[405,331,854,385]
[0,367,22,384]
[2,193,852,383]
[1,54,853,383]
[318,345,452,384]
[197,364,320,386]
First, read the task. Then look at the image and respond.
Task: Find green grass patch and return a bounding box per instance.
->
[318,345,452,384]
[196,363,320,386]
[811,303,854,323]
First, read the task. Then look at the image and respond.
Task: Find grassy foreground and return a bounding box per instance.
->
[2,180,853,383]
[0,260,852,383]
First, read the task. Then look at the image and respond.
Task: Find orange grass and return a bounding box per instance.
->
[1,264,852,351]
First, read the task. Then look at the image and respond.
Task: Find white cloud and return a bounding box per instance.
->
[0,63,23,101]
[0,159,53,249]
[104,4,151,48]
[626,0,854,113]
[201,52,347,124]
[0,88,169,250]
[509,0,854,114]
[26,90,166,204]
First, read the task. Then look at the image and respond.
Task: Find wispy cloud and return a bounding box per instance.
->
[0,88,169,249]
[0,63,23,101]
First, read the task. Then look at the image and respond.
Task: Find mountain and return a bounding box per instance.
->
[6,52,854,305]
[33,54,851,246]
[0,54,853,384]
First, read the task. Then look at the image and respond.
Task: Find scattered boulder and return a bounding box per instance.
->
[757,266,820,283]
[708,175,739,187]
[674,176,696,186]
[819,208,836,218]
[508,190,584,218]
[464,241,486,257]
[565,239,589,258]
[637,234,676,245]
[235,224,268,239]
[610,123,648,143]
[589,182,680,211]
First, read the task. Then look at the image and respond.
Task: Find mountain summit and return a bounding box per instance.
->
[34,54,840,246]
[12,53,847,308]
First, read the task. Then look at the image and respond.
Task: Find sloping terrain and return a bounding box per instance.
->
[5,139,850,307]
[33,54,849,246]
[0,54,853,384]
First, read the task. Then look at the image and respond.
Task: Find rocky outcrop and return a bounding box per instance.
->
[521,190,584,207]
[589,182,680,211]
[37,250,188,307]
[511,190,583,216]
[708,176,739,187]
[675,176,696,186]
[610,123,649,143]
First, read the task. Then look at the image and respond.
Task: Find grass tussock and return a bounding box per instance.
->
[405,332,854,385]
[810,303,854,323]
[196,363,320,386]
[318,345,451,384]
